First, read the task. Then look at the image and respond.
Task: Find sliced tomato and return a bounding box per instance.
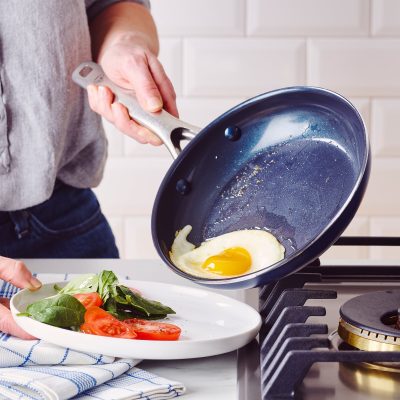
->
[73,292,103,308]
[84,306,115,323]
[82,306,137,339]
[123,318,181,341]
[80,322,95,334]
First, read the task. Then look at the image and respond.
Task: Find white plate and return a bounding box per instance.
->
[11,280,261,360]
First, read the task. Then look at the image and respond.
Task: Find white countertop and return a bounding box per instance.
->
[24,259,258,400]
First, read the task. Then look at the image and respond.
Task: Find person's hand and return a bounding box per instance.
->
[0,257,42,339]
[87,34,178,146]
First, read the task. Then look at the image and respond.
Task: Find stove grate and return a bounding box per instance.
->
[259,267,400,399]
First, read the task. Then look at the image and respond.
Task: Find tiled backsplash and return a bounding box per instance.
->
[95,0,400,261]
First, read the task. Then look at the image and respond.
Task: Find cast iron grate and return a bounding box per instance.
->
[259,236,400,400]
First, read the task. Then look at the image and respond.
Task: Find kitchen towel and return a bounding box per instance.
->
[0,277,185,400]
[0,334,115,367]
[0,357,184,400]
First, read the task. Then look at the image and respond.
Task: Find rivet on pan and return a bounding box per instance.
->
[224,126,241,141]
[176,179,191,195]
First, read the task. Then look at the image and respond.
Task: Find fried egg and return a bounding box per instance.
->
[169,225,285,279]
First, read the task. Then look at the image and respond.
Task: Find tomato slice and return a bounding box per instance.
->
[123,318,181,341]
[80,323,95,334]
[84,306,112,321]
[73,292,103,308]
[82,306,137,339]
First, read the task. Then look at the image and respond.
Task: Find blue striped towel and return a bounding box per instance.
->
[0,275,185,400]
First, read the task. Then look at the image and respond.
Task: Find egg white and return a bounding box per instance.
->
[169,225,285,278]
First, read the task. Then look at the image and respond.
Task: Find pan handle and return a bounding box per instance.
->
[72,61,201,159]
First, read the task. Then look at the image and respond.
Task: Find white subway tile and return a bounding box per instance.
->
[102,104,174,158]
[247,0,369,37]
[369,217,400,259]
[349,97,370,135]
[184,39,306,96]
[124,217,159,259]
[320,217,369,261]
[151,0,245,36]
[124,136,170,158]
[357,158,400,216]
[159,39,183,96]
[97,4,400,263]
[102,119,123,156]
[106,217,125,258]
[177,97,245,128]
[371,99,400,157]
[372,0,400,36]
[94,157,173,216]
[308,39,400,96]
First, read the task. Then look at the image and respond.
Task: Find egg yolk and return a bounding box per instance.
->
[202,247,252,276]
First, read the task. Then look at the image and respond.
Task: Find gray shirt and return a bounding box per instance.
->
[0,0,149,211]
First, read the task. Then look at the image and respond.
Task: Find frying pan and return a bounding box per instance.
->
[73,62,370,290]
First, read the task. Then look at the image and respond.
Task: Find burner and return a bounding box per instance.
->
[330,329,400,371]
[339,363,400,398]
[338,290,400,352]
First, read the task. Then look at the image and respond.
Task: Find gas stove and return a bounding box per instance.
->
[238,236,400,400]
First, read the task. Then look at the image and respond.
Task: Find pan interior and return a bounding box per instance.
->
[153,89,367,272]
[203,132,356,257]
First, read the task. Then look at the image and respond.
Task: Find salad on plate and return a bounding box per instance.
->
[18,270,181,341]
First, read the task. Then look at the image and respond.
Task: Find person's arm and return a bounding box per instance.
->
[0,257,41,339]
[90,1,159,60]
[87,2,177,146]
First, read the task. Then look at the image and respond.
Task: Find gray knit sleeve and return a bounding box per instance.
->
[85,0,150,20]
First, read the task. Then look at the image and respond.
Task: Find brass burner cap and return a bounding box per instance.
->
[338,290,400,351]
[338,318,400,352]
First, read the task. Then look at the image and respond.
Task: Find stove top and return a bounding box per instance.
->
[238,236,400,400]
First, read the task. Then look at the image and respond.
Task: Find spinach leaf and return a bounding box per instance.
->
[53,284,63,292]
[119,285,175,316]
[56,274,98,295]
[104,285,175,320]
[98,270,118,303]
[103,297,118,317]
[23,294,86,328]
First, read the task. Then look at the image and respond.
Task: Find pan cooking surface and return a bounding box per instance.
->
[203,137,356,256]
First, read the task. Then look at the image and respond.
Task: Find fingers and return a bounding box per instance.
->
[0,298,10,308]
[0,257,41,291]
[123,53,178,117]
[122,54,163,113]
[148,56,179,117]
[0,303,36,340]
[111,103,163,146]
[87,84,162,146]
[88,85,115,122]
[0,258,40,339]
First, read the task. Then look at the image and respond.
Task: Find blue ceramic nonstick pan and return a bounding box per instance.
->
[73,62,370,290]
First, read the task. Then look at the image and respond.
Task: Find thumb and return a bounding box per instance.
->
[123,58,163,113]
[0,257,41,290]
[0,303,36,340]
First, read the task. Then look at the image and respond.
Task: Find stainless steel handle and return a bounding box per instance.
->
[72,61,201,159]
